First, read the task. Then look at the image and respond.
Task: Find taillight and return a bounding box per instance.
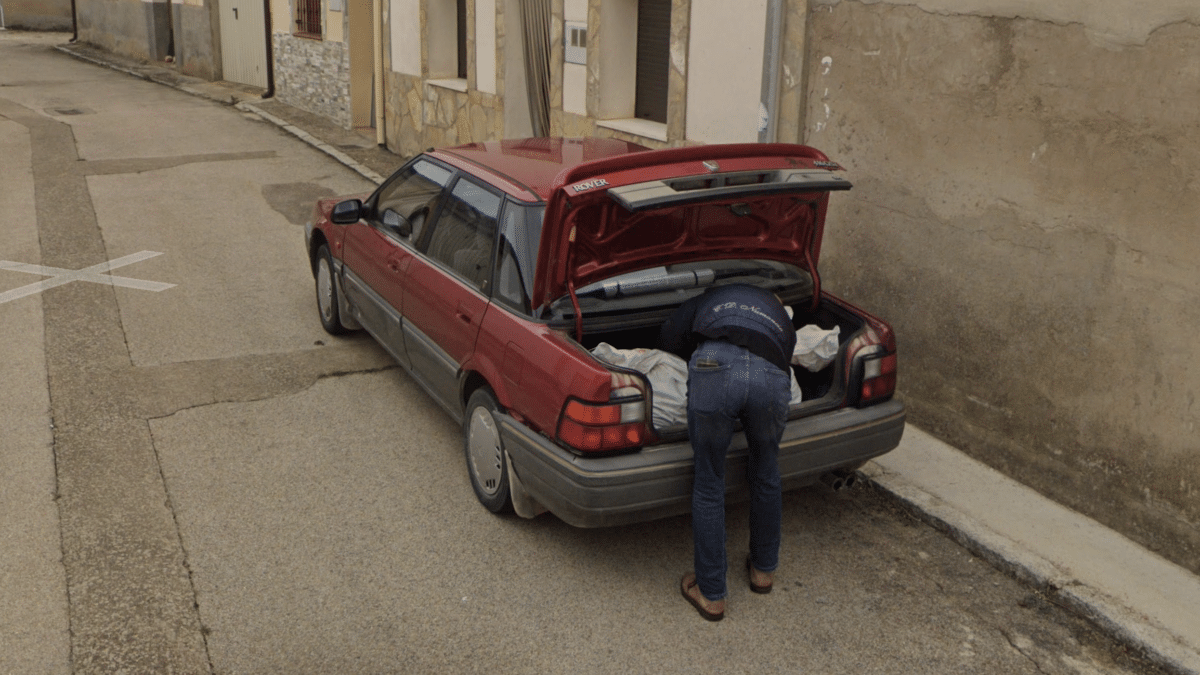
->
[858,352,897,404]
[557,373,651,454]
[846,327,897,406]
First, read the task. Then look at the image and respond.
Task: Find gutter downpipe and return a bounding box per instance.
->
[757,0,784,143]
[373,0,385,146]
[262,0,274,97]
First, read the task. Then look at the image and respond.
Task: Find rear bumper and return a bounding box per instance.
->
[497,397,906,528]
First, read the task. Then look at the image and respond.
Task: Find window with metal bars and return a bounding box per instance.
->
[295,0,322,37]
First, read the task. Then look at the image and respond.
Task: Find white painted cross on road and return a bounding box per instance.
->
[0,251,176,305]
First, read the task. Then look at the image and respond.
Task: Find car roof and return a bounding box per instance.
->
[431,137,651,203]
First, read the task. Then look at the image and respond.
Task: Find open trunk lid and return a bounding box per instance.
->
[533,143,851,314]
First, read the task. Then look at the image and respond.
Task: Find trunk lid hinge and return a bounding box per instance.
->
[804,247,821,312]
[566,225,584,341]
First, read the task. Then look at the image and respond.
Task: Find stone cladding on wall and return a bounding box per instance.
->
[385,73,504,158]
[273,34,351,129]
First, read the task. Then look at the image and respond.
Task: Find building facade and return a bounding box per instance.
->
[73,0,223,81]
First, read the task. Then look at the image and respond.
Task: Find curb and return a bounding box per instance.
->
[862,460,1200,675]
[234,102,386,185]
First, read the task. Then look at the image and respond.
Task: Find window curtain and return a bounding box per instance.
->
[519,0,552,137]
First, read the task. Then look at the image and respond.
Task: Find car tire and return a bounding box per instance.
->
[464,387,513,514]
[315,244,350,335]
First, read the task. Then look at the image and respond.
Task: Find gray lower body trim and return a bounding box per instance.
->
[498,397,906,528]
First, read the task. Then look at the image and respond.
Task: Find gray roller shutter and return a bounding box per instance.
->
[635,0,670,123]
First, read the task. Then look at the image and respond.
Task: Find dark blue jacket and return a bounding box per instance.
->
[658,284,796,373]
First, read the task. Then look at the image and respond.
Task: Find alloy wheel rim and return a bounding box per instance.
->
[468,407,503,496]
[317,258,334,323]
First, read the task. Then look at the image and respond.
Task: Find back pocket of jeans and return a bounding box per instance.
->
[688,365,730,414]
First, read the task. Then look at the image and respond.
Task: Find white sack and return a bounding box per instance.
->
[592,343,803,429]
[592,343,689,429]
[793,324,841,372]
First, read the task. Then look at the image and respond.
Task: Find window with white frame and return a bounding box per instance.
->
[428,0,469,83]
[634,0,670,123]
[596,0,670,139]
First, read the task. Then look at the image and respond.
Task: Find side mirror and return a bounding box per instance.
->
[330,199,363,224]
[381,208,412,237]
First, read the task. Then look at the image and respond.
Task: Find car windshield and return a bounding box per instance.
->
[548,259,813,320]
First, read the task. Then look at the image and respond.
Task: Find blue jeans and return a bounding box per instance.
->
[688,340,792,601]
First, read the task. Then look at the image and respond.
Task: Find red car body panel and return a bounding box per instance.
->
[535,145,841,309]
[472,310,613,438]
[436,137,652,202]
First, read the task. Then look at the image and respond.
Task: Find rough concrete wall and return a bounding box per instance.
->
[76,0,154,60]
[806,1,1200,572]
[172,3,219,80]
[3,0,73,30]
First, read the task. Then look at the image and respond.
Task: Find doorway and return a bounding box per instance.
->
[348,0,375,132]
[218,0,268,88]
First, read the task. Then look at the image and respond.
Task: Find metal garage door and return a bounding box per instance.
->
[219,0,268,89]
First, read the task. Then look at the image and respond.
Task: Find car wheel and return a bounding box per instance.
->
[315,244,349,335]
[464,387,513,514]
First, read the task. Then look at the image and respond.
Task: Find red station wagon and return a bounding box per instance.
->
[305,138,905,527]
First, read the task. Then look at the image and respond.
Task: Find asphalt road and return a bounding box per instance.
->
[0,31,1169,675]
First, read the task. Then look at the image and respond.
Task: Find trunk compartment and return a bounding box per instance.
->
[571,296,866,438]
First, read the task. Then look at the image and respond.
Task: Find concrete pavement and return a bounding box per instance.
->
[32,32,1200,675]
[867,429,1200,675]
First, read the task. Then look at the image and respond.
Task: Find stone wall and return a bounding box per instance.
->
[385,73,504,157]
[273,33,351,129]
[805,0,1200,573]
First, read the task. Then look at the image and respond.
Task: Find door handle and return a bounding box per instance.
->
[456,301,476,324]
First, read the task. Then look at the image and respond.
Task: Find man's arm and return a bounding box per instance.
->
[658,293,704,358]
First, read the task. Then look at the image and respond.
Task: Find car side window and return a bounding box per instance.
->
[494,203,545,313]
[372,159,452,243]
[423,179,502,291]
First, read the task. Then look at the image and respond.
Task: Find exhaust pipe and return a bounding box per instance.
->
[819,468,860,492]
[833,468,858,489]
[819,472,846,491]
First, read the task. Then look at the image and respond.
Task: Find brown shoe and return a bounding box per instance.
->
[680,572,725,621]
[746,556,773,594]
